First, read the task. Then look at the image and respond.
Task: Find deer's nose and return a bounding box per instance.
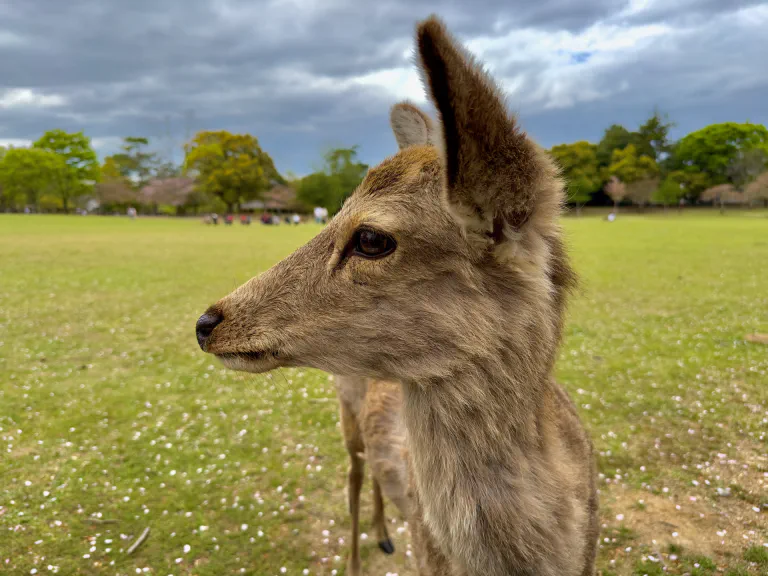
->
[196,311,224,350]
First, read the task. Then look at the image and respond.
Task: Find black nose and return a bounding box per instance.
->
[196,311,224,350]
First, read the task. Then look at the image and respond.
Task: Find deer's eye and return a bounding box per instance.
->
[353,228,396,259]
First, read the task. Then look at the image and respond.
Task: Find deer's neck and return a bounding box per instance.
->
[401,350,555,570]
[403,348,548,461]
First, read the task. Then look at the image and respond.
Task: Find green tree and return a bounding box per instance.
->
[297,147,368,213]
[32,130,99,212]
[607,145,659,212]
[608,144,659,183]
[635,109,675,163]
[154,160,182,179]
[727,147,767,190]
[664,167,709,200]
[652,177,684,211]
[106,137,160,190]
[671,122,768,193]
[184,130,279,212]
[0,148,70,211]
[549,141,601,214]
[596,124,634,167]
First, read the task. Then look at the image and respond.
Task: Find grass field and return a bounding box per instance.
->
[1,212,767,576]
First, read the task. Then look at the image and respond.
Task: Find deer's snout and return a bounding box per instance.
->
[196,309,224,350]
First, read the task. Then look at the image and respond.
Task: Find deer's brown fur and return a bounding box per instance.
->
[199,15,598,576]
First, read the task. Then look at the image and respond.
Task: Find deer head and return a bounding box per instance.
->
[196,16,574,384]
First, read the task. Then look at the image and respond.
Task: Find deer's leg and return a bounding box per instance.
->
[347,450,365,575]
[372,477,395,554]
[340,399,365,576]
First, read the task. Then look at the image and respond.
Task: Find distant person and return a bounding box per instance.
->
[211,213,219,225]
[127,207,137,219]
[225,214,234,225]
[260,212,272,225]
[240,214,251,225]
[606,211,616,222]
[292,213,300,225]
[314,206,323,224]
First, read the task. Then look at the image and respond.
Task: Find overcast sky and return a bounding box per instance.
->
[1,1,766,176]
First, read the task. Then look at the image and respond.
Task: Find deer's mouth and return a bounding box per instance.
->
[215,349,287,373]
[219,350,274,361]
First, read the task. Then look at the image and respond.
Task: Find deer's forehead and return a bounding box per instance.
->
[357,146,440,199]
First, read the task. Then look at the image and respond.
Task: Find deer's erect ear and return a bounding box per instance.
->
[416,16,552,241]
[390,102,436,150]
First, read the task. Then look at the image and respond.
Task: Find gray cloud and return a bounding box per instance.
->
[0,0,766,174]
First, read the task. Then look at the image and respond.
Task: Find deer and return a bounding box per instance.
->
[333,375,409,575]
[195,14,599,576]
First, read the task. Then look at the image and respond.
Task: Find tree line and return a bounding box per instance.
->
[550,113,768,212]
[1,113,767,216]
[0,129,368,216]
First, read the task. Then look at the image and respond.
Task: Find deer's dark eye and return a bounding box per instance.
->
[353,228,396,259]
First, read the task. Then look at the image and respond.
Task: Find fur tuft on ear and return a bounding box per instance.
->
[390,102,436,150]
[415,15,560,242]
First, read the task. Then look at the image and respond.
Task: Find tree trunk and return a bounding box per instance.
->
[613,199,619,214]
[576,204,582,217]
[63,197,69,214]
[719,198,725,215]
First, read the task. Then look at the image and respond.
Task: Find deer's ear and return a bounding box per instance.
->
[390,102,436,150]
[416,16,554,242]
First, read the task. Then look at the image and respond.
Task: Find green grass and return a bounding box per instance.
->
[1,212,766,576]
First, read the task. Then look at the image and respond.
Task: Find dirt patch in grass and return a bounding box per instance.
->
[603,483,766,567]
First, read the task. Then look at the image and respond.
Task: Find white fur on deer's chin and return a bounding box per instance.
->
[216,353,284,374]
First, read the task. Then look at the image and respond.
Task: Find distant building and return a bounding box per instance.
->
[241,185,306,213]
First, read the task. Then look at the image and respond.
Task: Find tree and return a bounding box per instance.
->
[0,146,5,211]
[672,122,768,193]
[596,124,634,168]
[635,109,675,163]
[32,129,99,212]
[140,177,196,212]
[0,148,70,211]
[184,130,278,212]
[726,147,767,190]
[106,137,160,190]
[626,177,660,211]
[607,145,659,212]
[608,144,659,183]
[653,176,685,212]
[745,171,768,208]
[32,131,90,213]
[665,167,709,200]
[95,156,136,207]
[154,160,183,179]
[549,141,601,214]
[297,147,368,213]
[604,176,627,212]
[700,183,744,214]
